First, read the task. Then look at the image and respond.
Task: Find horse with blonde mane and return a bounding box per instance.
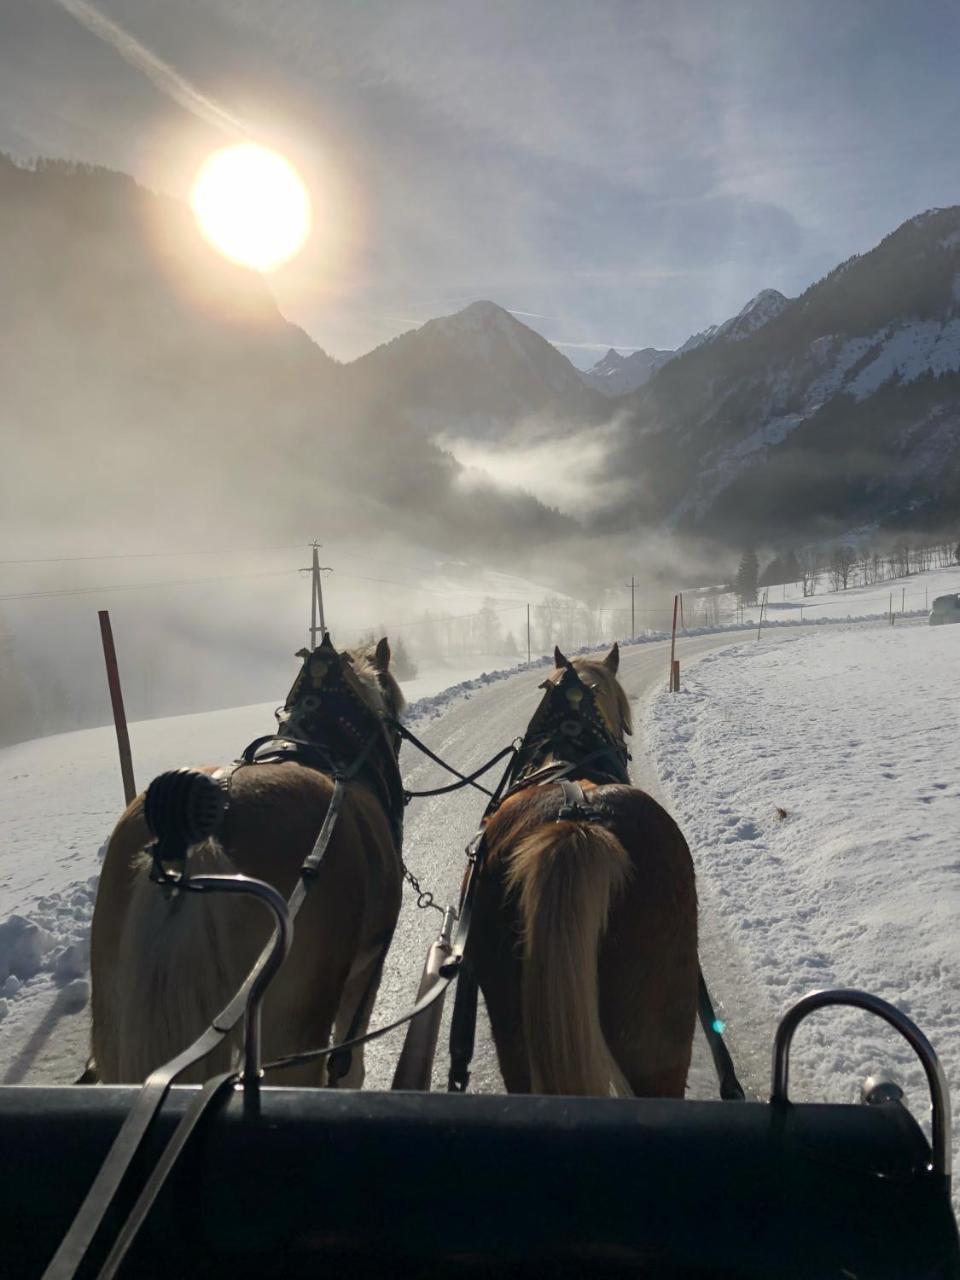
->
[88,635,405,1088]
[467,643,698,1097]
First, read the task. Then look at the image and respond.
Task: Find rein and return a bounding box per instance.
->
[260,742,520,1076]
[392,720,520,800]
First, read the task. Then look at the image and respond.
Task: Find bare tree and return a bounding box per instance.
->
[890,539,911,578]
[828,544,857,591]
[799,550,820,597]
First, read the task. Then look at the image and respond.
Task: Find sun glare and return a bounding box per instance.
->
[190,143,311,272]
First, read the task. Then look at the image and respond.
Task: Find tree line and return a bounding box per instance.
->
[735,536,960,604]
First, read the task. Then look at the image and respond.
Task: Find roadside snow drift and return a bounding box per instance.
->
[645,621,960,1197]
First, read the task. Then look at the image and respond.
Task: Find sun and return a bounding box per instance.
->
[190,143,312,272]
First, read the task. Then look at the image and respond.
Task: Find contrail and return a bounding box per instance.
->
[51,0,249,138]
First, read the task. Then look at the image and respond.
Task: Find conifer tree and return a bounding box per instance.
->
[735,549,759,605]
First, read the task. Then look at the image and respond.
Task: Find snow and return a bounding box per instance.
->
[581,345,676,395]
[847,318,960,399]
[733,562,960,625]
[670,310,960,524]
[2,584,959,1216]
[645,620,960,1205]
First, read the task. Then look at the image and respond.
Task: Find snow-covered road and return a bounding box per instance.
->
[0,631,767,1097]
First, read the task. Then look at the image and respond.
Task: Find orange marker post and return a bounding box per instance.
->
[668,594,679,690]
[98,610,137,806]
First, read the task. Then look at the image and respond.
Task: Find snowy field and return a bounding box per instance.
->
[716,561,960,625]
[645,617,960,1200]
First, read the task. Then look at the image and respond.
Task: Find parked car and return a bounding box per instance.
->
[929,592,960,624]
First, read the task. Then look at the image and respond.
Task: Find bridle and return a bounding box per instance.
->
[243,633,406,848]
[507,661,631,791]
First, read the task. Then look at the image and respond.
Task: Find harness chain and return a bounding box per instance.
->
[259,744,520,1076]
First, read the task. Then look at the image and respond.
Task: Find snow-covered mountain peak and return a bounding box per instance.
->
[737,288,788,321]
[677,288,790,355]
[425,299,519,338]
[580,345,675,396]
[591,348,626,374]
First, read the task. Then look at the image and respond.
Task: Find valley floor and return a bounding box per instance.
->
[1,605,958,1214]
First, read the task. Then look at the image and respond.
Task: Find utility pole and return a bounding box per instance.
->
[526,603,531,664]
[301,541,332,648]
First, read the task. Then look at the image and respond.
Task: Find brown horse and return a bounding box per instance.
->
[467,643,698,1097]
[88,636,405,1088]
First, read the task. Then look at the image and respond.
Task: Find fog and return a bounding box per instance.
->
[4,5,960,747]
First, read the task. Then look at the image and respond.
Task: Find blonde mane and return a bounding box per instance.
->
[569,655,632,740]
[346,643,406,719]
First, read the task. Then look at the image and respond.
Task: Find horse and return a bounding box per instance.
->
[466,643,699,1098]
[87,635,405,1088]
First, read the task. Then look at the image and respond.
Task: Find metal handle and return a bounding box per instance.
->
[771,988,952,1178]
[391,907,457,1091]
[186,874,293,1093]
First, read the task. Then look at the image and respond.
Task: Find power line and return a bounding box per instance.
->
[334,569,531,601]
[0,544,306,566]
[371,602,528,631]
[0,570,300,604]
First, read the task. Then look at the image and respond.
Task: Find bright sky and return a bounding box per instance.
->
[3,0,960,366]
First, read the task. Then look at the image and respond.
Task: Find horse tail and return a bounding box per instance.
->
[507,820,632,1097]
[102,837,256,1083]
[75,1058,99,1084]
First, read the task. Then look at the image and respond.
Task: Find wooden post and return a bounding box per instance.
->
[668,594,678,690]
[671,658,680,692]
[526,604,531,664]
[98,610,136,806]
[756,587,768,642]
[630,576,635,637]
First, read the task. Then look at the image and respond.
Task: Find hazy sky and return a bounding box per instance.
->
[3,0,960,366]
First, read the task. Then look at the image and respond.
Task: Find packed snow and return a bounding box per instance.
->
[645,619,960,1202]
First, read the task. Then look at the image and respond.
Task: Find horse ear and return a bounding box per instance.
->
[374,637,391,672]
[554,646,572,669]
[602,642,620,674]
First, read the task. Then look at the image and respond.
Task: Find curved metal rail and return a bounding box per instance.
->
[43,872,293,1280]
[771,988,952,1179]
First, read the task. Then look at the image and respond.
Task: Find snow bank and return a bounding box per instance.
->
[644,622,960,1200]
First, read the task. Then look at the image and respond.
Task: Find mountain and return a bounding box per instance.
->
[580,346,675,396]
[344,299,610,437]
[578,290,790,397]
[0,157,575,555]
[676,288,791,355]
[604,211,960,541]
